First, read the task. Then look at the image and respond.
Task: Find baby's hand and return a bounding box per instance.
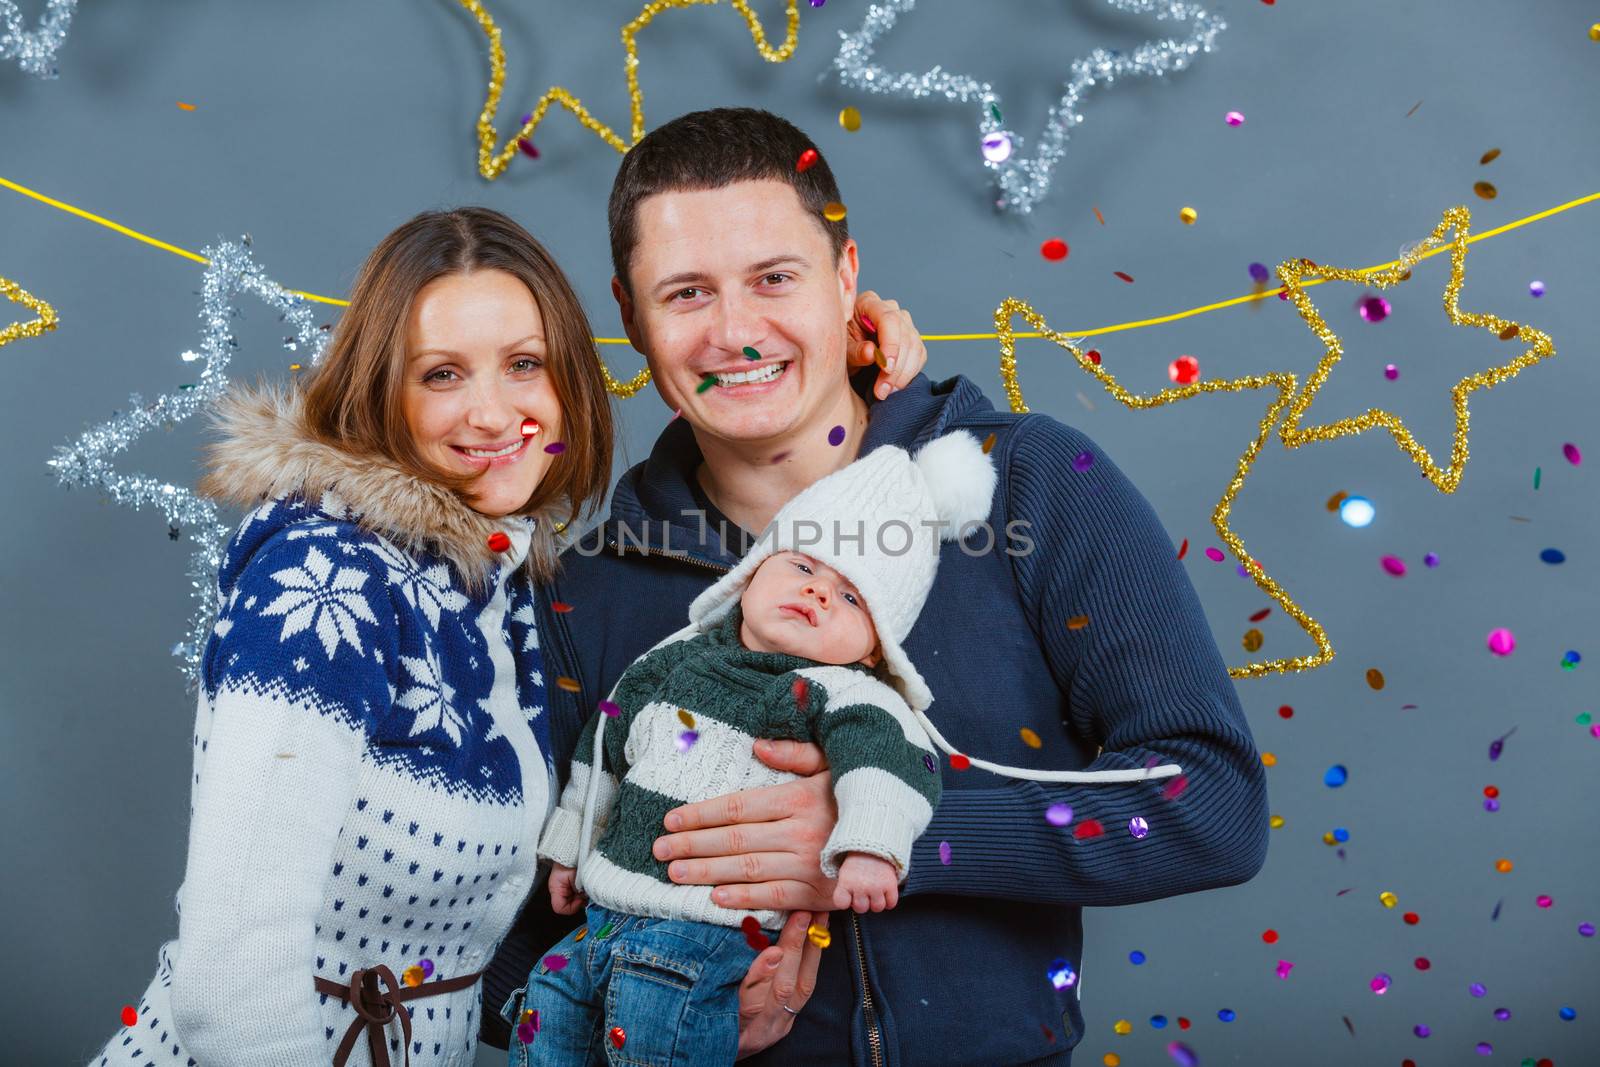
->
[548,863,586,915]
[832,853,900,914]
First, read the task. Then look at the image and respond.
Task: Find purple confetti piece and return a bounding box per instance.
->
[938,840,952,865]
[827,424,846,446]
[599,700,621,718]
[1165,1041,1200,1067]
[1562,442,1582,466]
[1071,450,1095,472]
[543,441,566,454]
[542,954,569,972]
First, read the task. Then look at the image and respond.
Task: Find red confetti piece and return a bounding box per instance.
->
[1168,355,1200,385]
[551,601,574,613]
[1403,912,1419,925]
[1085,348,1101,365]
[1163,775,1189,800]
[1262,929,1279,943]
[120,1005,138,1027]
[1414,957,1430,970]
[1040,238,1069,261]
[487,531,512,553]
[949,753,971,771]
[1072,819,1105,839]
[1176,538,1188,560]
[517,138,539,159]
[1278,705,1294,719]
[796,147,820,172]
[1113,271,1134,283]
[741,916,771,950]
[1177,1017,1191,1030]
[1093,206,1105,225]
[609,1026,627,1049]
[1249,608,1271,622]
[792,677,809,710]
[1041,1023,1055,1042]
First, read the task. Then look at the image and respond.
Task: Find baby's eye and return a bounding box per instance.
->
[843,592,860,606]
[791,559,813,575]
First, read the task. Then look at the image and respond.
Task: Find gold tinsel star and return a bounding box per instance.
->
[1,275,58,348]
[994,205,1556,679]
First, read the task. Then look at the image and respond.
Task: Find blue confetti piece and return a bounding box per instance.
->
[1324,764,1349,788]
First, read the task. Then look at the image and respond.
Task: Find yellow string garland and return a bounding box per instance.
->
[1,274,58,348]
[997,204,1556,680]
[455,0,800,396]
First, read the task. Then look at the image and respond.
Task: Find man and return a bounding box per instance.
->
[485,108,1268,1066]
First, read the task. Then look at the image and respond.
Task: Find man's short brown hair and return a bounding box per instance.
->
[608,108,849,296]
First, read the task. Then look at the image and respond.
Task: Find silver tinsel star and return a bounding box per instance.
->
[48,242,330,687]
[832,0,1226,214]
[1,0,76,78]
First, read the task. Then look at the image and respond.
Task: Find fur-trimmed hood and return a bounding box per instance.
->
[200,384,564,586]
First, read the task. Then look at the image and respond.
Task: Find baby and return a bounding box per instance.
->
[505,431,996,1067]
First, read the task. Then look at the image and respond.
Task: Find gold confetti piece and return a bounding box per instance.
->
[1093,206,1105,225]
[1380,891,1398,908]
[1473,180,1498,200]
[1365,668,1385,690]
[1480,147,1500,165]
[176,102,196,111]
[806,923,831,948]
[981,432,997,454]
[838,105,861,132]
[1113,1019,1132,1035]
[822,201,848,222]
[1497,323,1519,340]
[1325,490,1347,512]
[1179,206,1198,225]
[994,204,1556,680]
[677,708,695,729]
[1066,614,1090,631]
[1019,728,1042,749]
[288,363,303,373]
[1242,628,1263,652]
[1261,752,1276,766]
[1269,814,1285,829]
[556,676,581,693]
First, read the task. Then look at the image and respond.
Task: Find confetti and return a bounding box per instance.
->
[1580,922,1595,937]
[1405,99,1423,117]
[1072,449,1095,471]
[1403,911,1419,925]
[807,923,831,948]
[697,374,717,394]
[1179,206,1197,225]
[1093,206,1106,225]
[793,677,809,709]
[1529,280,1545,297]
[674,729,698,752]
[120,1005,137,1027]
[1371,973,1392,994]
[1262,929,1279,943]
[550,601,574,613]
[1495,858,1513,873]
[1225,110,1244,126]
[1414,957,1430,970]
[1383,363,1400,380]
[1275,959,1294,979]
[838,105,861,132]
[542,953,569,972]
[176,101,196,111]
[403,965,426,987]
[1242,629,1263,652]
[1563,442,1582,465]
[1380,891,1398,908]
[949,753,970,770]
[795,147,820,172]
[1114,1019,1133,1035]
[599,700,620,718]
[1047,958,1077,989]
[1113,270,1134,283]
[1324,764,1348,787]
[1268,815,1285,828]
[741,916,771,950]
[1073,819,1105,839]
[1365,668,1385,690]
[1218,1009,1236,1022]
[1177,538,1188,560]
[556,676,580,692]
[609,1026,627,1049]
[1277,704,1293,719]
[1470,982,1487,996]
[1168,355,1200,384]
[981,432,997,454]
[938,840,952,865]
[828,424,846,446]
[1339,495,1375,527]
[1040,237,1069,261]
[487,531,512,552]
[1129,816,1150,838]
[1019,727,1042,748]
[1473,181,1498,200]
[1534,466,1542,489]
[822,201,848,222]
[1480,147,1501,165]
[1413,1024,1431,1038]
[1249,608,1271,623]
[1380,555,1406,576]
[1486,628,1516,656]
[543,441,566,455]
[980,132,1013,163]
[1163,775,1189,800]
[1129,950,1146,964]
[1357,295,1391,322]
[742,345,761,361]
[1166,1040,1199,1067]
[1046,803,1074,826]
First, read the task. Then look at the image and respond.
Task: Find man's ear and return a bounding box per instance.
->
[836,238,860,312]
[612,275,645,353]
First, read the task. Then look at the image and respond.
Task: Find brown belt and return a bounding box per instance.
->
[313,965,483,1067]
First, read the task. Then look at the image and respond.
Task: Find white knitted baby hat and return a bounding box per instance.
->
[688,430,997,711]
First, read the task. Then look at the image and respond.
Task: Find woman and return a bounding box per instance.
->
[90,207,923,1066]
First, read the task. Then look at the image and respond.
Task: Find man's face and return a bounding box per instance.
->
[739,552,880,667]
[614,179,859,447]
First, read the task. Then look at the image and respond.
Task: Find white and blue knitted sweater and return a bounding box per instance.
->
[90,388,558,1067]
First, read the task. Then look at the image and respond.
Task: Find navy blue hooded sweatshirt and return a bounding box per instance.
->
[482,367,1268,1066]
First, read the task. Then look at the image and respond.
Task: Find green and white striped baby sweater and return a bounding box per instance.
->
[538,605,942,931]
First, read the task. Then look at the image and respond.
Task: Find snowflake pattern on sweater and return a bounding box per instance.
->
[91,493,555,1067]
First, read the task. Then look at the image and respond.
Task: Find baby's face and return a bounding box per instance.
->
[739,552,881,668]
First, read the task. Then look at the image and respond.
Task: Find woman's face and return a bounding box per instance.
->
[401,269,565,518]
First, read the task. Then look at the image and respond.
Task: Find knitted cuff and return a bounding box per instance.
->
[821,804,919,884]
[537,806,585,868]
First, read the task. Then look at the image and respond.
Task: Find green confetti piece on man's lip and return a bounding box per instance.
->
[697,374,717,393]
[743,346,761,360]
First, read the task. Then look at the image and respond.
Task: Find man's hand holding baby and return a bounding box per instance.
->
[547,863,587,915]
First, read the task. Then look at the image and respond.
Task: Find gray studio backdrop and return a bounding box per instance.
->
[4,2,1597,1064]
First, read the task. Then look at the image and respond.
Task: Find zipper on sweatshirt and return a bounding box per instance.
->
[851,912,885,1067]
[604,537,734,574]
